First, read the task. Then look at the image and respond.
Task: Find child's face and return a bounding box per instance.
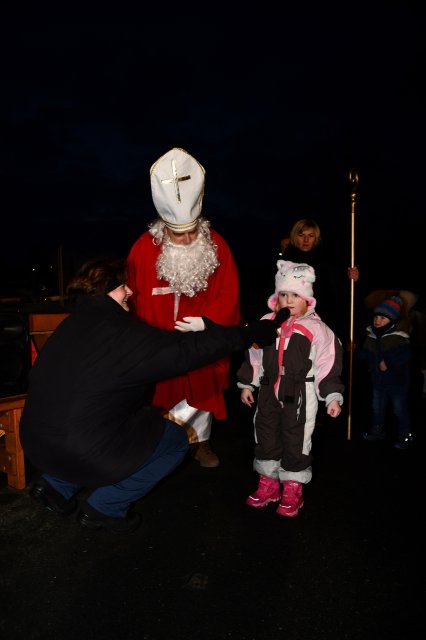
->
[277,291,308,317]
[373,314,391,328]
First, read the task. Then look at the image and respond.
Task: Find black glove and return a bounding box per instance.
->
[272,307,291,327]
[241,307,290,348]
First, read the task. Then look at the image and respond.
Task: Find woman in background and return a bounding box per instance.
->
[283,218,359,336]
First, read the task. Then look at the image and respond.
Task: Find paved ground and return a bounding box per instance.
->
[0,375,424,640]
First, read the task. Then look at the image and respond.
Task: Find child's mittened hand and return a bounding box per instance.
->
[327,400,341,418]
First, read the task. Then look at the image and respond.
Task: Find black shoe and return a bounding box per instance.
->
[30,478,77,515]
[393,433,414,450]
[362,428,386,442]
[78,502,141,534]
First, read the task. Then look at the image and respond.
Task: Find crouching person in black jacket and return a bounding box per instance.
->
[20,256,284,533]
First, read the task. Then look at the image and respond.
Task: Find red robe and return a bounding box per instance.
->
[127,229,241,419]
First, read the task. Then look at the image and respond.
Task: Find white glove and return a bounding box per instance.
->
[174,317,206,332]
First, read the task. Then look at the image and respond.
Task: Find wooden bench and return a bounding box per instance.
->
[0,312,69,489]
[28,312,70,363]
[0,394,27,489]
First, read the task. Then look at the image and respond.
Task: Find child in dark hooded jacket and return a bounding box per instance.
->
[358,295,413,449]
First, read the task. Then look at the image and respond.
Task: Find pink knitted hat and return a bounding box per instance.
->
[267,260,317,310]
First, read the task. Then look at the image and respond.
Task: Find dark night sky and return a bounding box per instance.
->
[1,5,425,298]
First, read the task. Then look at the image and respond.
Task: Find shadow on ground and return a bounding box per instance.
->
[0,386,424,640]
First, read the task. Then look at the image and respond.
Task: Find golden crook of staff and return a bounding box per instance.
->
[347,168,359,440]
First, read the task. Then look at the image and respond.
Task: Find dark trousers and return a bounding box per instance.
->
[43,420,188,518]
[372,384,411,437]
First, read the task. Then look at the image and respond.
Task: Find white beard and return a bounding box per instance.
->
[156,231,219,297]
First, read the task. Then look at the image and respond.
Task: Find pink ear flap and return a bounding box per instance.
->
[267,293,278,311]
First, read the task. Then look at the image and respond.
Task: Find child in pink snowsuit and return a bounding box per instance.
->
[237,260,344,517]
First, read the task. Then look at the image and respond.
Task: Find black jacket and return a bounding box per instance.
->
[20,295,247,487]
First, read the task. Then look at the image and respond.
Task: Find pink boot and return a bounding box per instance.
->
[276,480,304,517]
[246,475,281,508]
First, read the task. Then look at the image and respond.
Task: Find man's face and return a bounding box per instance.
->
[166,228,199,245]
[157,220,218,296]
